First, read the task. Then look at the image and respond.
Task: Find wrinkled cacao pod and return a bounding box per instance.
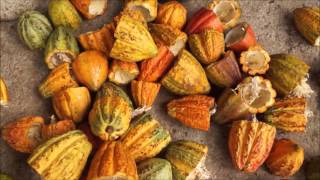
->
[131,80,160,111]
[138,158,172,180]
[156,1,187,29]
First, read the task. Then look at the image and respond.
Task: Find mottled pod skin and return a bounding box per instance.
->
[96,82,133,107]
[188,29,225,64]
[156,1,187,29]
[17,11,53,50]
[167,95,215,131]
[78,23,115,57]
[165,140,208,180]
[266,139,304,177]
[110,15,158,62]
[108,60,140,85]
[48,0,82,30]
[138,158,173,180]
[138,44,175,82]
[0,77,9,106]
[39,63,79,98]
[264,97,307,132]
[161,49,211,95]
[28,130,92,180]
[87,141,138,180]
[131,80,161,110]
[121,113,171,162]
[206,50,242,88]
[41,119,76,140]
[72,50,108,91]
[293,7,320,46]
[266,54,310,97]
[71,0,107,19]
[124,0,157,22]
[2,116,44,153]
[185,7,223,35]
[228,120,276,173]
[52,87,91,123]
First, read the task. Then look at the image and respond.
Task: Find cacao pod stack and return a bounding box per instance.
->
[0,77,9,106]
[71,0,107,19]
[124,0,158,22]
[17,11,53,50]
[27,130,92,180]
[156,1,187,30]
[45,26,80,69]
[121,113,171,161]
[138,158,173,180]
[263,97,308,132]
[228,120,276,172]
[165,140,209,180]
[161,49,211,95]
[266,139,304,177]
[87,141,138,180]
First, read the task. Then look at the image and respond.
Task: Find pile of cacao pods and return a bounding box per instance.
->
[0,0,319,179]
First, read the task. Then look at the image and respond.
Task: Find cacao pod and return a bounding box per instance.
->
[156,1,187,29]
[2,116,44,153]
[87,141,138,180]
[266,138,304,177]
[228,120,276,172]
[72,50,108,91]
[28,130,92,180]
[161,49,211,95]
[239,45,270,75]
[96,82,133,107]
[45,27,79,69]
[265,54,312,97]
[108,60,140,85]
[38,63,79,98]
[138,158,172,180]
[225,22,256,52]
[165,140,209,180]
[121,113,171,161]
[306,156,320,180]
[188,29,225,64]
[263,97,307,132]
[167,95,215,131]
[113,9,147,26]
[17,10,53,50]
[110,15,158,62]
[0,77,9,106]
[131,80,161,111]
[41,119,76,141]
[71,0,107,19]
[124,0,157,22]
[48,0,82,29]
[78,122,103,154]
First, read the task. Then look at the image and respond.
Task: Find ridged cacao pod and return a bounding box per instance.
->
[17,10,53,50]
[78,23,115,57]
[264,97,307,132]
[124,0,157,22]
[113,9,147,26]
[188,29,225,64]
[87,141,138,180]
[266,54,312,97]
[239,45,270,75]
[52,87,91,123]
[228,120,276,172]
[205,50,242,88]
[45,27,79,69]
[266,138,304,177]
[71,0,107,19]
[96,82,133,107]
[1,116,44,153]
[110,15,158,62]
[156,1,187,29]
[293,7,320,46]
[108,60,139,85]
[306,156,320,180]
[41,119,75,141]
[72,50,108,91]
[0,77,9,106]
[167,95,215,131]
[28,130,92,180]
[39,63,79,98]
[165,140,209,180]
[121,113,171,161]
[48,0,82,29]
[131,80,161,111]
[161,49,211,95]
[138,158,172,180]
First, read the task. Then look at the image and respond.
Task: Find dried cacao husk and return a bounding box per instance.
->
[156,1,187,29]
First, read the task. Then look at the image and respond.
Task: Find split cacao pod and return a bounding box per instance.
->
[156,1,187,29]
[228,120,276,172]
[131,80,161,111]
[108,60,139,85]
[71,0,107,19]
[124,0,158,22]
[121,113,171,161]
[138,158,172,180]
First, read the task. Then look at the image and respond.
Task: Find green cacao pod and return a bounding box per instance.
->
[121,113,171,161]
[265,54,311,97]
[165,140,209,180]
[48,0,82,30]
[138,158,173,180]
[89,84,133,141]
[17,10,53,50]
[27,130,92,180]
[45,26,79,69]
